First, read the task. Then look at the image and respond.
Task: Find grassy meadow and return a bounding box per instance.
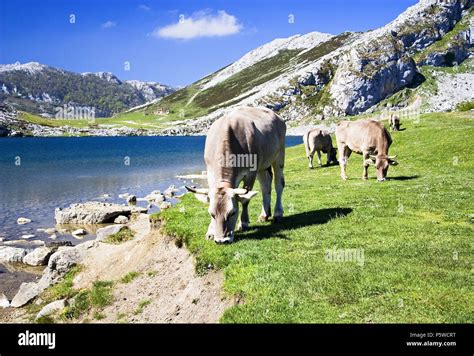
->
[157,111,474,323]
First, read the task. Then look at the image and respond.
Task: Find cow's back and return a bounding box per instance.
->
[336,119,391,154]
[205,107,286,170]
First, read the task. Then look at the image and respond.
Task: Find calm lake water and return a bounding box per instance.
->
[0,136,302,243]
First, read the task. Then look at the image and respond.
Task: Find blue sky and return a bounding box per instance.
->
[0,0,418,87]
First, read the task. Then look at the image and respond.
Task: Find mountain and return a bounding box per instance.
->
[1,0,473,136]
[135,0,472,134]
[0,62,175,117]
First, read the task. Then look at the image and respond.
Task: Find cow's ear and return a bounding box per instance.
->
[236,191,258,204]
[364,159,375,166]
[389,160,399,166]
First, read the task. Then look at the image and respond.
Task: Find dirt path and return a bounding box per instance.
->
[75,214,231,323]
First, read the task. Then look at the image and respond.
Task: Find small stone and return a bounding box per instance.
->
[127,195,137,204]
[160,202,172,210]
[35,299,66,320]
[96,225,125,241]
[114,215,129,224]
[0,293,10,308]
[164,185,179,198]
[21,234,35,239]
[72,229,87,236]
[48,234,57,239]
[44,228,57,235]
[17,217,32,225]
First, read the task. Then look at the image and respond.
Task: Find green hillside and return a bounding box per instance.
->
[157,111,474,323]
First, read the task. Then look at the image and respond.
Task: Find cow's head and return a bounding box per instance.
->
[365,155,398,181]
[185,186,258,243]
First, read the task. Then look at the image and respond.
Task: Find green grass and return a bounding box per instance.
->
[41,265,83,301]
[104,226,134,244]
[61,281,114,320]
[120,271,140,284]
[456,100,474,112]
[28,266,115,323]
[157,112,474,323]
[134,299,151,315]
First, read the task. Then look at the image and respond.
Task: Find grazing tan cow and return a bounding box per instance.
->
[303,128,338,168]
[186,107,286,244]
[389,114,401,131]
[335,119,398,181]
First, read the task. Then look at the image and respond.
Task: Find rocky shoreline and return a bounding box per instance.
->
[0,184,189,311]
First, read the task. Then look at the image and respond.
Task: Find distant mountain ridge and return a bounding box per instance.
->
[137,0,473,135]
[0,62,175,117]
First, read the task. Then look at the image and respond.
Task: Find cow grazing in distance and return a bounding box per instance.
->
[389,114,401,131]
[335,119,398,182]
[186,107,286,244]
[303,128,338,169]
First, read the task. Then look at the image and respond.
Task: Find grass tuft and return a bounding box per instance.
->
[105,226,134,244]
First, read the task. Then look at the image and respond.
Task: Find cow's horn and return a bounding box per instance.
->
[233,188,249,195]
[388,155,398,160]
[185,186,209,195]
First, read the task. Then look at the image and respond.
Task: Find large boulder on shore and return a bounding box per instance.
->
[0,246,28,263]
[54,202,147,224]
[23,246,56,266]
[10,282,43,308]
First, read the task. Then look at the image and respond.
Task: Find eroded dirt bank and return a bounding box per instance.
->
[0,214,231,323]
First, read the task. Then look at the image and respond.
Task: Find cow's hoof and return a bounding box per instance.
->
[377,178,386,182]
[273,216,283,224]
[309,166,314,170]
[363,177,368,181]
[341,176,348,181]
[214,236,233,244]
[258,215,270,222]
[237,222,249,231]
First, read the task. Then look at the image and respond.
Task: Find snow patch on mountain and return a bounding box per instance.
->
[201,31,333,90]
[0,62,50,75]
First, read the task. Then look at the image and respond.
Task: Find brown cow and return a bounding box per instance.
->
[186,107,286,244]
[303,128,338,168]
[389,114,401,131]
[335,119,398,181]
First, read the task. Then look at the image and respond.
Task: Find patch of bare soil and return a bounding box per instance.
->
[75,214,231,323]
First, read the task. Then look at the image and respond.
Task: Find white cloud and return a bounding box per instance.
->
[153,10,242,40]
[139,5,151,11]
[102,21,116,29]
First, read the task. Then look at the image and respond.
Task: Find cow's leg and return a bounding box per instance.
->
[362,151,370,180]
[308,153,314,169]
[326,151,331,166]
[237,173,257,231]
[272,149,285,223]
[257,167,272,222]
[316,150,322,167]
[339,145,351,180]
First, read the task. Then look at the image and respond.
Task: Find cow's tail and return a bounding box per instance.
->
[304,130,311,158]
